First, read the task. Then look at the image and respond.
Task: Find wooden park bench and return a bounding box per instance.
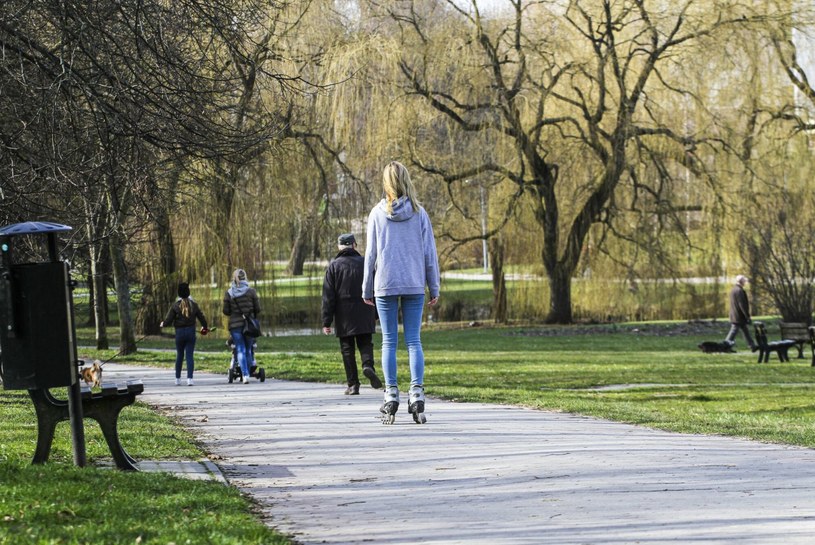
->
[810,326,815,367]
[28,379,144,471]
[779,322,810,359]
[753,321,797,363]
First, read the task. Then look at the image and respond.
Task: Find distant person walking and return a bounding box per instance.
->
[223,268,261,384]
[322,233,382,395]
[362,160,440,424]
[160,282,209,386]
[724,274,757,351]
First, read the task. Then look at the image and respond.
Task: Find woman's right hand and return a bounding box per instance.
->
[428,296,439,307]
[364,298,375,306]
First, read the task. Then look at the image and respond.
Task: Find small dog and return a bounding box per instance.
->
[698,341,735,354]
[79,361,103,388]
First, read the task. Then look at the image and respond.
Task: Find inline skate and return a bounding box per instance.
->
[408,384,426,424]
[380,385,399,424]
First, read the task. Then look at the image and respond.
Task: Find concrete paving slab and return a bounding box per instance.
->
[105,363,815,545]
[136,460,227,483]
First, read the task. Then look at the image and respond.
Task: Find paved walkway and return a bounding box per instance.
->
[106,364,815,545]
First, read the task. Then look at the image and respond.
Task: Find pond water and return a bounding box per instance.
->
[263,327,322,337]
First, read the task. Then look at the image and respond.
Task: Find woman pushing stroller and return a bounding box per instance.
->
[223,268,261,384]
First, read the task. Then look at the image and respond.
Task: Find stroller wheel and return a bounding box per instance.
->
[258,368,265,382]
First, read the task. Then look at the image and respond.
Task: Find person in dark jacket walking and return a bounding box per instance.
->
[322,233,382,395]
[160,282,209,386]
[724,274,757,351]
[223,268,261,384]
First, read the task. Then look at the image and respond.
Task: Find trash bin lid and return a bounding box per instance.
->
[0,222,72,237]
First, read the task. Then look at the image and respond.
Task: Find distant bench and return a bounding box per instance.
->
[779,322,810,359]
[811,326,815,367]
[753,322,796,363]
[28,380,144,471]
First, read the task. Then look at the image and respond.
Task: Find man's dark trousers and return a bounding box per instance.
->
[339,333,374,386]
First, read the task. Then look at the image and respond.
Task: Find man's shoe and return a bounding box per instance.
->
[363,366,383,389]
[344,384,360,395]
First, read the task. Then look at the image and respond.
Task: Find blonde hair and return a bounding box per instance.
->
[383,161,420,215]
[180,298,191,318]
[232,268,247,285]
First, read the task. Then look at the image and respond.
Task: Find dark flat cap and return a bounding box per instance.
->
[338,233,356,246]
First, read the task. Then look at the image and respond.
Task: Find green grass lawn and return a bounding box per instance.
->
[277,322,815,446]
[79,319,815,447]
[0,386,292,544]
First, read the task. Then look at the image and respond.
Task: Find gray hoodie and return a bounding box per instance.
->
[362,196,440,299]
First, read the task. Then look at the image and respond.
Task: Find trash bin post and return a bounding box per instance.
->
[0,222,86,467]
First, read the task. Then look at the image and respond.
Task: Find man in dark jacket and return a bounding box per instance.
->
[322,233,382,394]
[724,274,757,351]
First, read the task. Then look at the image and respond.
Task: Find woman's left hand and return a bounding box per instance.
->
[363,298,375,306]
[428,296,439,306]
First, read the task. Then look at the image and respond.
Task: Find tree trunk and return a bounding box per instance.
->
[85,274,95,327]
[287,240,307,276]
[90,260,109,350]
[286,219,308,276]
[110,230,137,354]
[547,265,573,324]
[85,212,110,349]
[136,203,176,336]
[489,236,507,324]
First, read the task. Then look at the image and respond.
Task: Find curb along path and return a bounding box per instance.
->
[107,364,815,545]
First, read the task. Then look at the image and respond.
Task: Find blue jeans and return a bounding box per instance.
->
[230,328,254,376]
[376,294,425,387]
[174,326,196,379]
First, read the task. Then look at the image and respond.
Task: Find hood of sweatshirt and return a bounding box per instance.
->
[228,280,251,298]
[378,196,415,222]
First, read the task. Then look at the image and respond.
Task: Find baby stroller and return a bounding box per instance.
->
[226,337,266,383]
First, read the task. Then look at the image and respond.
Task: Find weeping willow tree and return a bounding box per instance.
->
[120,0,805,331]
[733,5,815,323]
[142,0,374,332]
[135,1,323,328]
[346,0,781,323]
[298,5,510,323]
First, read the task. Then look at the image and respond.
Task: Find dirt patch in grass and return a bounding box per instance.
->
[507,319,726,337]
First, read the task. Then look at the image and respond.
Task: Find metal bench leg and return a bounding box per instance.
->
[92,413,138,471]
[28,389,68,465]
[83,396,139,471]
